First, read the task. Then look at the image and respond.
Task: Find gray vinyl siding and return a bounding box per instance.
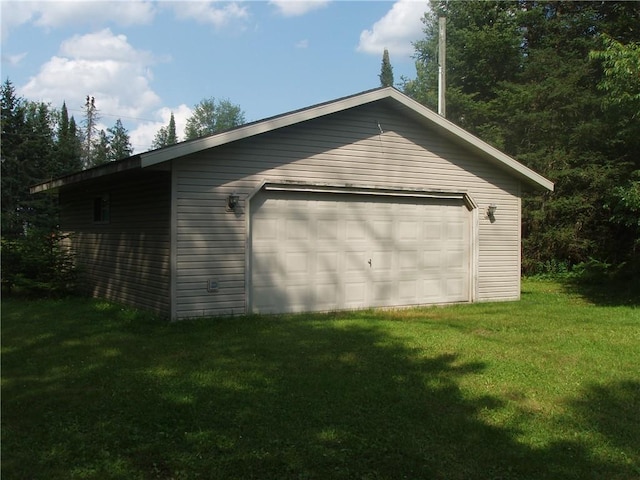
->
[59,170,171,314]
[173,103,522,318]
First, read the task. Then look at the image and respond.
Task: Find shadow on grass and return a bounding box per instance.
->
[1,300,638,479]
[560,276,640,307]
[569,381,640,464]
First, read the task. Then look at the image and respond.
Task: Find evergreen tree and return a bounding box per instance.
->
[1,79,27,237]
[166,112,177,145]
[89,130,110,167]
[406,1,640,274]
[107,118,133,161]
[55,102,83,176]
[379,48,395,87]
[22,101,58,231]
[184,98,245,140]
[1,82,79,294]
[151,112,178,149]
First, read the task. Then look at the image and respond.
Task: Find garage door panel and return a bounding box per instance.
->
[372,280,397,304]
[345,282,366,306]
[316,283,339,310]
[372,220,394,241]
[252,218,279,241]
[447,221,466,240]
[316,251,339,273]
[446,250,467,269]
[287,218,310,240]
[287,284,314,312]
[252,251,279,276]
[446,278,466,299]
[318,219,338,240]
[372,250,393,272]
[399,249,419,271]
[345,251,368,273]
[423,251,441,269]
[285,252,309,274]
[422,278,444,301]
[250,191,471,313]
[398,221,418,241]
[346,220,367,241]
[398,279,418,302]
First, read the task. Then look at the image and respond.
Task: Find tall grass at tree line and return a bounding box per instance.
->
[1,279,638,479]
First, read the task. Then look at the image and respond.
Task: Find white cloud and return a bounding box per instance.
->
[34,1,156,28]
[169,1,248,28]
[269,0,330,17]
[357,0,427,58]
[59,29,154,63]
[2,52,28,66]
[19,29,162,147]
[1,1,36,40]
[295,39,309,49]
[1,1,156,39]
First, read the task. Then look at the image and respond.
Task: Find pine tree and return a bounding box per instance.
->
[151,112,178,149]
[406,1,640,274]
[107,119,133,161]
[1,82,79,294]
[379,48,394,87]
[1,79,27,237]
[89,130,110,167]
[166,113,177,145]
[23,101,58,231]
[55,102,83,176]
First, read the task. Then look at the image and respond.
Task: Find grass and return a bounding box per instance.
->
[2,278,639,480]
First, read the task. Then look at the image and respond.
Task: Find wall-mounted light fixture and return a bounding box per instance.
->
[487,203,497,219]
[227,192,240,211]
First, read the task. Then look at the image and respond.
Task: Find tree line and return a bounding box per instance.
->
[0,81,245,293]
[399,0,639,278]
[2,0,639,294]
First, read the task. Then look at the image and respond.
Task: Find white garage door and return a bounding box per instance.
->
[250,189,471,314]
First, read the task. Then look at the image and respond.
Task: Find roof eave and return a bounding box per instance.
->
[139,88,393,168]
[31,87,553,194]
[30,156,142,194]
[140,87,553,192]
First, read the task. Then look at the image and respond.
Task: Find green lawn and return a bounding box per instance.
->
[2,279,639,480]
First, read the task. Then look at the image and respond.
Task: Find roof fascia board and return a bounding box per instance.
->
[30,156,141,194]
[139,86,553,192]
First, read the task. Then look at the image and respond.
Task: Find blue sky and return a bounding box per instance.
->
[1,1,430,152]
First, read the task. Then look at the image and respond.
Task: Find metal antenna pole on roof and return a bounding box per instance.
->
[438,16,446,118]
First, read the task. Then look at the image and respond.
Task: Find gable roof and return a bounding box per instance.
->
[32,87,553,194]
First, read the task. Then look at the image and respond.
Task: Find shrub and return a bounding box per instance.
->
[1,229,77,297]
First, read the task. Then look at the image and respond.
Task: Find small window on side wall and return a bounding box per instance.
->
[93,194,110,223]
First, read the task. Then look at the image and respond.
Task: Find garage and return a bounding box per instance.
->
[38,88,553,319]
[249,185,474,314]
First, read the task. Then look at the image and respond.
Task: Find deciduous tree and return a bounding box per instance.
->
[184,97,245,140]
